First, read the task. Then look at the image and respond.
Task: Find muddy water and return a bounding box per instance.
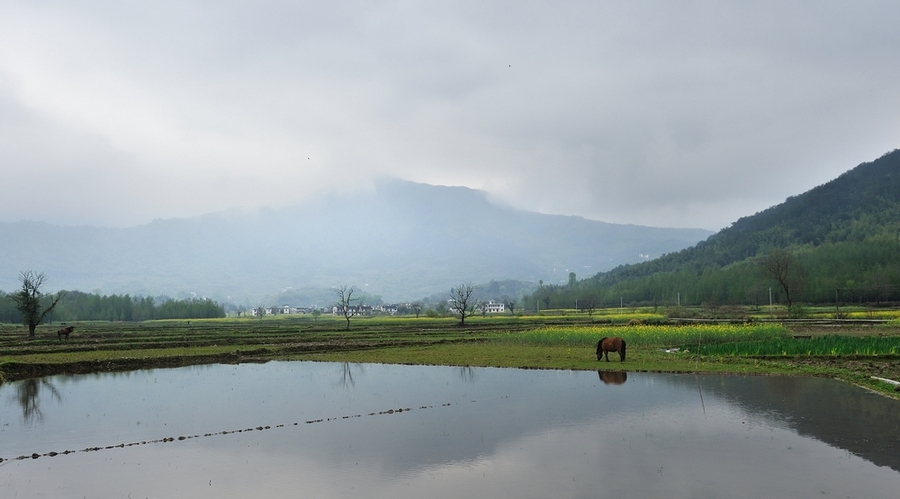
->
[1,362,899,498]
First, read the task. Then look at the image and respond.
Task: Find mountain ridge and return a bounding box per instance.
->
[0,179,713,304]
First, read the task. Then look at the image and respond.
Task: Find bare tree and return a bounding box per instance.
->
[9,271,64,338]
[503,296,516,315]
[334,285,357,330]
[450,282,480,326]
[583,294,598,319]
[760,249,805,309]
[411,302,423,318]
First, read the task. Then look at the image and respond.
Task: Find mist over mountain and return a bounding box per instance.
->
[0,180,712,305]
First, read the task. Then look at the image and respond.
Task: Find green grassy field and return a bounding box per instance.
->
[1,313,899,397]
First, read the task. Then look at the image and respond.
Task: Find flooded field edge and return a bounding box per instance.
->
[3,351,900,402]
[2,362,899,498]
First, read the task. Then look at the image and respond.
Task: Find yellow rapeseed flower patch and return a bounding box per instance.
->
[494,323,789,347]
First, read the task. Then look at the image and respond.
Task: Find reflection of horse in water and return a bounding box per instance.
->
[598,371,628,385]
[57,326,75,342]
[596,337,626,362]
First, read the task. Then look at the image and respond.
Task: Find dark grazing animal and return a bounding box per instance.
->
[596,337,626,362]
[57,326,75,342]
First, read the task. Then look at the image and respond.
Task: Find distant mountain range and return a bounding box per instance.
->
[0,179,712,305]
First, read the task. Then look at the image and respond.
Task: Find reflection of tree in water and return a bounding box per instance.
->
[337,362,365,389]
[458,366,476,383]
[16,378,62,424]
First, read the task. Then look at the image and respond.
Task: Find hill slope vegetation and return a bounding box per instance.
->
[530,149,900,310]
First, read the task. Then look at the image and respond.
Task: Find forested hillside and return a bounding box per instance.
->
[528,149,900,311]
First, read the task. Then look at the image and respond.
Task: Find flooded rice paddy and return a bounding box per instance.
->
[2,361,899,498]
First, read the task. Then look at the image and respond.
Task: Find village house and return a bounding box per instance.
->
[483,300,505,314]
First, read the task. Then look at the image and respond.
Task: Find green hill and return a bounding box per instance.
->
[529,149,900,310]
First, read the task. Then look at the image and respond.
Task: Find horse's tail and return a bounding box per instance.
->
[620,340,626,361]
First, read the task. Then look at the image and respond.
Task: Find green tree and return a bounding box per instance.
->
[9,271,64,338]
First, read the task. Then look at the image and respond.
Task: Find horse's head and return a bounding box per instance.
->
[596,337,608,360]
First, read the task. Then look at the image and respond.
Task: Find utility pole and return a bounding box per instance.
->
[835,288,839,319]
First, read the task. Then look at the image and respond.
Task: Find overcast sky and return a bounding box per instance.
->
[1,1,898,231]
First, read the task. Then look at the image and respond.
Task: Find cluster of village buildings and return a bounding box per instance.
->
[249,300,507,316]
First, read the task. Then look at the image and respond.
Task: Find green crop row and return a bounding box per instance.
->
[694,334,900,357]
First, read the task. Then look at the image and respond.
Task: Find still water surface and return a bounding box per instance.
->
[1,362,899,498]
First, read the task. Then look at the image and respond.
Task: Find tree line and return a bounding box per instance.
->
[1,288,225,324]
[526,237,900,312]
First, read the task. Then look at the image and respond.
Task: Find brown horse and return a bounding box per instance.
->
[57,326,75,342]
[596,337,626,362]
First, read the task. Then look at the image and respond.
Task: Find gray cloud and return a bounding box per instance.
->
[1,1,898,229]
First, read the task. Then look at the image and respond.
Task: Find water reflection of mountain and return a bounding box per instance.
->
[352,371,900,476]
[665,375,900,472]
